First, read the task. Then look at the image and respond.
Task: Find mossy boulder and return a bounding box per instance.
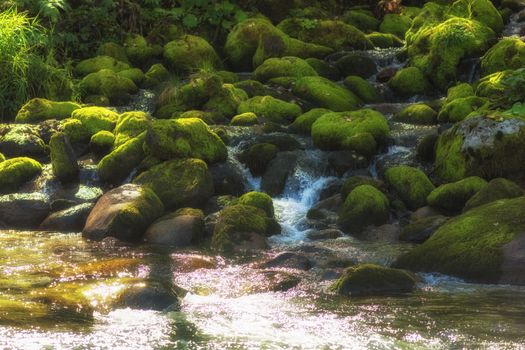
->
[289,108,331,134]
[331,264,416,296]
[278,19,373,52]
[203,84,249,119]
[340,176,385,199]
[384,166,435,210]
[133,158,214,210]
[233,79,269,97]
[0,125,47,158]
[395,196,525,284]
[446,83,475,101]
[447,0,503,33]
[338,185,390,233]
[230,112,259,126]
[393,104,437,125]
[388,67,429,97]
[253,56,318,82]
[379,14,412,38]
[71,107,119,136]
[238,191,275,217]
[366,32,404,48]
[90,130,115,155]
[143,64,169,88]
[144,118,227,164]
[399,215,449,243]
[177,110,217,124]
[144,208,205,246]
[75,55,130,76]
[305,58,340,80]
[59,118,90,144]
[335,53,378,79]
[83,184,164,242]
[163,35,222,72]
[427,176,488,212]
[49,132,78,183]
[0,157,42,193]
[239,143,279,176]
[98,133,145,185]
[79,69,138,105]
[114,111,152,147]
[124,34,161,67]
[311,109,389,154]
[15,99,81,123]
[224,18,332,71]
[293,76,361,112]
[237,96,302,124]
[434,115,525,181]
[97,42,129,64]
[343,10,380,31]
[343,76,382,104]
[480,37,525,76]
[475,69,525,104]
[437,96,489,123]
[117,68,145,86]
[464,178,525,211]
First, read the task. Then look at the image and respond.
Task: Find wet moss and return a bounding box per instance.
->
[239,143,279,176]
[343,76,382,104]
[253,56,318,82]
[98,133,145,185]
[343,10,380,32]
[481,37,525,76]
[0,157,42,193]
[143,64,169,88]
[233,79,269,97]
[97,42,129,64]
[366,32,404,48]
[446,83,475,102]
[237,96,302,124]
[117,68,145,86]
[384,166,435,210]
[60,118,91,144]
[125,34,160,67]
[79,69,138,105]
[393,104,437,125]
[427,176,488,212]
[437,96,489,123]
[204,84,249,120]
[388,67,429,97]
[71,107,119,136]
[289,108,331,134]
[340,176,385,199]
[464,178,524,211]
[15,98,81,124]
[293,76,361,112]
[237,191,275,218]
[163,35,222,73]
[230,112,259,126]
[338,185,390,233]
[379,14,412,39]
[114,111,152,147]
[90,130,115,155]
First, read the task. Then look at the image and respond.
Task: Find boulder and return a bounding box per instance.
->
[15,98,80,123]
[292,76,361,112]
[427,176,488,212]
[384,166,435,210]
[144,208,205,246]
[0,193,50,228]
[464,178,524,211]
[338,185,390,233]
[163,35,222,72]
[40,203,94,232]
[49,132,78,183]
[0,157,42,194]
[0,124,47,158]
[237,96,302,124]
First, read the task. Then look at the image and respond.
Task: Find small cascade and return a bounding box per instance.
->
[114,89,157,115]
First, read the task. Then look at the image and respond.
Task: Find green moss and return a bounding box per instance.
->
[0,157,42,193]
[144,118,227,164]
[343,10,380,32]
[343,76,382,104]
[305,58,340,80]
[90,130,115,155]
[60,118,90,144]
[388,67,429,97]
[173,73,224,109]
[480,37,525,76]
[0,153,4,162]
[379,14,412,38]
[163,35,222,73]
[224,17,332,71]
[143,64,169,88]
[15,99,81,123]
[331,264,416,296]
[114,111,152,147]
[253,56,318,82]
[49,132,78,183]
[177,110,217,124]
[75,55,130,76]
[239,143,279,176]
[237,95,302,124]
[216,70,239,83]
[427,176,488,212]
[384,166,435,210]
[399,216,448,243]
[338,185,390,233]
[204,84,248,120]
[79,69,138,105]
[117,68,145,86]
[446,83,475,102]
[340,176,384,199]
[237,191,275,217]
[464,178,525,211]
[97,42,129,64]
[233,79,269,97]
[447,0,503,33]
[311,109,389,152]
[395,196,525,282]
[0,124,46,158]
[393,104,437,125]
[71,107,119,136]
[293,76,361,111]
[289,108,331,134]
[434,132,467,182]
[438,96,489,123]
[230,112,259,126]
[133,158,214,210]
[98,133,145,185]
[124,34,160,67]
[366,32,404,48]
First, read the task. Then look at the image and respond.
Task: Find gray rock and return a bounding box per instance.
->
[0,192,50,228]
[144,209,205,247]
[40,202,94,232]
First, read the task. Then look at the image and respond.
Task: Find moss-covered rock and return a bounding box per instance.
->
[434,115,525,181]
[293,76,361,111]
[384,166,435,210]
[335,53,378,79]
[75,56,130,76]
[464,178,525,211]
[379,14,412,38]
[203,84,248,120]
[388,67,429,97]
[177,110,217,124]
[427,176,488,212]
[230,112,259,126]
[343,76,382,104]
[59,118,90,144]
[278,19,373,52]
[163,35,222,72]
[340,176,385,199]
[117,68,144,86]
[343,10,380,32]
[0,125,46,159]
[437,96,489,123]
[311,109,389,154]
[395,196,525,283]
[366,32,404,48]
[97,42,129,64]
[98,133,145,185]
[480,37,525,76]
[114,111,152,147]
[238,191,275,217]
[446,83,475,101]
[393,104,437,125]
[253,56,318,82]
[144,118,227,164]
[49,132,78,183]
[15,99,81,123]
[79,69,138,105]
[237,96,302,124]
[143,64,169,88]
[71,107,119,136]
[289,108,331,134]
[239,143,279,176]
[331,264,416,296]
[338,185,390,233]
[216,70,239,83]
[224,18,332,71]
[305,58,340,80]
[133,158,214,210]
[399,215,449,243]
[125,34,161,67]
[0,157,42,193]
[447,0,503,33]
[233,79,269,97]
[90,130,115,155]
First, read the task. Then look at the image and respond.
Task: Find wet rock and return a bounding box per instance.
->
[376,67,398,83]
[240,143,279,176]
[0,193,50,228]
[410,206,443,220]
[399,215,448,243]
[306,229,343,240]
[171,254,217,273]
[40,202,94,232]
[49,132,79,183]
[258,271,301,292]
[258,252,312,270]
[335,53,377,78]
[209,161,246,196]
[361,223,401,242]
[83,184,164,242]
[255,134,302,151]
[144,208,205,247]
[261,151,298,196]
[328,151,368,176]
[114,279,180,311]
[0,124,47,159]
